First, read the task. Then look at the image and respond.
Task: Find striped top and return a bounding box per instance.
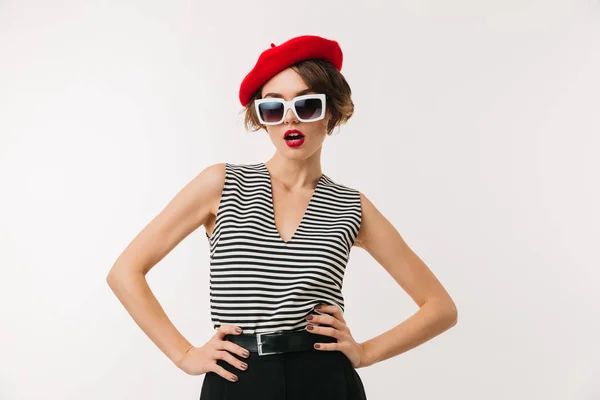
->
[205,162,362,334]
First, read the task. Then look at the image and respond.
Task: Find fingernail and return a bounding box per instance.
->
[236,327,242,333]
[240,362,247,370]
[243,350,250,357]
[314,344,321,349]
[306,315,313,320]
[315,305,323,310]
[307,325,314,331]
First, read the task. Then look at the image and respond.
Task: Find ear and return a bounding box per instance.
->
[325,108,333,124]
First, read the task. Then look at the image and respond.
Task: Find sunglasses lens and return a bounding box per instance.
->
[295,97,323,120]
[257,102,284,123]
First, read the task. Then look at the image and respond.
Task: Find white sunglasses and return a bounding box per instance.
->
[254,93,327,125]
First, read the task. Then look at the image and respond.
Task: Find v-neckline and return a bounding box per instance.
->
[261,162,324,245]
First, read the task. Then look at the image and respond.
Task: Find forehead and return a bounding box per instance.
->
[260,67,313,99]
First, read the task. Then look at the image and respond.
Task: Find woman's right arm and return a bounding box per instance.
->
[106,162,225,367]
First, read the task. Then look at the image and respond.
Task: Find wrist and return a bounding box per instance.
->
[172,344,194,368]
[358,341,375,368]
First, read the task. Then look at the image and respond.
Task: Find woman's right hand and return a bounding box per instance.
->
[175,324,250,381]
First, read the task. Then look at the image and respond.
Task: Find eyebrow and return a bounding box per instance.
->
[262,88,314,98]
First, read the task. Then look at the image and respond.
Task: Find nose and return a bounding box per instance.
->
[283,106,298,124]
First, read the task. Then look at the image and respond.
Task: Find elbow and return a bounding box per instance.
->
[106,256,147,282]
[448,307,458,327]
[445,301,458,327]
[106,269,121,289]
[428,297,458,328]
[106,263,122,286]
[105,263,134,288]
[438,292,458,327]
[106,267,143,298]
[422,297,458,328]
[106,271,115,286]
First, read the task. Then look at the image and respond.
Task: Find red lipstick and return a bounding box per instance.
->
[283,129,305,148]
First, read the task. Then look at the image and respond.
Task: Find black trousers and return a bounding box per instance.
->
[199,346,368,400]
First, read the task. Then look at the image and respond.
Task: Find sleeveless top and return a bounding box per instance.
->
[205,162,362,334]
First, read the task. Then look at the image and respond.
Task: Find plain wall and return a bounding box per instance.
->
[1,0,599,399]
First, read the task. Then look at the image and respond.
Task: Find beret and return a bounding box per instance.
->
[239,35,343,107]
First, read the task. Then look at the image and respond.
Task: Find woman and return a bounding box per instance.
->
[107,35,458,400]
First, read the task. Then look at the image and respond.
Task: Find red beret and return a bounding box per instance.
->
[239,35,343,107]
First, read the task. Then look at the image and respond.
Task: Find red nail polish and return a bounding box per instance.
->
[314,344,321,349]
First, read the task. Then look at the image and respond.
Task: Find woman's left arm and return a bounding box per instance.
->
[307,191,458,368]
[353,191,458,367]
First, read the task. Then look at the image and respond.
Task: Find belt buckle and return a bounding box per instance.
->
[256,330,284,356]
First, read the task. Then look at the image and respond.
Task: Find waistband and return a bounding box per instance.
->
[224,329,337,356]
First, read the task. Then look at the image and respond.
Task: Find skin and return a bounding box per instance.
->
[106,67,458,383]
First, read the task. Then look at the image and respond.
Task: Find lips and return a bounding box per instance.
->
[284,129,304,139]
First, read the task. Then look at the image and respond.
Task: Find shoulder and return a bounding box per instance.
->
[201,162,254,181]
[217,162,264,176]
[319,174,363,245]
[198,162,262,194]
[191,163,230,219]
[200,162,227,189]
[356,190,373,212]
[321,174,361,195]
[353,190,383,249]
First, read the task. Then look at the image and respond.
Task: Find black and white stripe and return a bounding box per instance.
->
[205,162,362,334]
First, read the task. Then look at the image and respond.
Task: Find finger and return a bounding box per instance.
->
[306,324,340,340]
[211,363,239,382]
[216,324,243,339]
[315,304,346,323]
[312,340,340,351]
[221,339,251,359]
[216,350,249,372]
[308,312,346,332]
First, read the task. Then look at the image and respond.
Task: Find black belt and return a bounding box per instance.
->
[224,329,337,356]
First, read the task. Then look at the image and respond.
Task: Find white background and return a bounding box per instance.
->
[1,0,599,399]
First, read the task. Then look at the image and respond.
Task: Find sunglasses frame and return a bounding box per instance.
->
[254,93,327,125]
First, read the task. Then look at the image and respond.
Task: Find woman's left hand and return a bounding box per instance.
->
[305,304,370,368]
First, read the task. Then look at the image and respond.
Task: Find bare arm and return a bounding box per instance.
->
[353,192,458,367]
[106,163,226,366]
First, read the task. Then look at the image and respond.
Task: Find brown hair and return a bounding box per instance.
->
[241,59,354,135]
